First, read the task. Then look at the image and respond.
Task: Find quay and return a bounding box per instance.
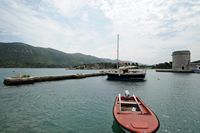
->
[156,69,193,73]
[3,73,106,86]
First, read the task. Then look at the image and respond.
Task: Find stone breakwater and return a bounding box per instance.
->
[4,73,106,86]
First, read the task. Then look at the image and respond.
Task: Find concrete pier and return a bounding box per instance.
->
[156,69,193,73]
[4,73,106,86]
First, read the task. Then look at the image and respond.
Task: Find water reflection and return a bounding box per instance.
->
[112,120,125,133]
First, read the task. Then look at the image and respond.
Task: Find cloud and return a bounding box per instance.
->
[40,0,86,17]
[0,0,200,64]
[89,0,200,63]
[0,0,110,52]
[93,0,200,37]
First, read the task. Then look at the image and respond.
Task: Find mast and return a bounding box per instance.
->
[117,34,119,69]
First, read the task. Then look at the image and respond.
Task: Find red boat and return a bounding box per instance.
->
[113,91,160,133]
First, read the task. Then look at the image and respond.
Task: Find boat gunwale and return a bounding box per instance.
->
[113,96,160,133]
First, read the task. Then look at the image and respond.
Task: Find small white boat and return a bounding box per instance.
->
[192,65,200,73]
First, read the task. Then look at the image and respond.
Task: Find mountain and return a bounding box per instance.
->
[0,42,114,67]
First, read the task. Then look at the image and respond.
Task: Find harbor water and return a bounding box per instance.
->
[0,68,200,133]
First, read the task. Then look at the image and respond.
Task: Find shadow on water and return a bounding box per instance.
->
[112,120,126,133]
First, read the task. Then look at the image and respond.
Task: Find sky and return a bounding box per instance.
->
[0,0,200,64]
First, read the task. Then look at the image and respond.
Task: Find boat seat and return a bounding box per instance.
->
[122,101,137,104]
[119,101,140,104]
[131,122,148,129]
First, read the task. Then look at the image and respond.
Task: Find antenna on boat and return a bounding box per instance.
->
[117,34,119,69]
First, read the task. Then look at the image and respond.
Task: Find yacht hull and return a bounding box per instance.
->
[106,73,145,81]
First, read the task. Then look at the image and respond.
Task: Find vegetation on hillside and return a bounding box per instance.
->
[152,62,172,69]
[0,42,113,68]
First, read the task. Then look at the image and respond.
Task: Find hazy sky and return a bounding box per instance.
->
[0,0,200,64]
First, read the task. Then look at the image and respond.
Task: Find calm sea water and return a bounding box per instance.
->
[0,68,200,133]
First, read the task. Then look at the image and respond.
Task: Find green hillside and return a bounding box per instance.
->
[0,42,113,67]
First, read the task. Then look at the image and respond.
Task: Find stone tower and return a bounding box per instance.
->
[172,50,191,71]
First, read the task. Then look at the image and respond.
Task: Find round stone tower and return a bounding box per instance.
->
[172,50,191,71]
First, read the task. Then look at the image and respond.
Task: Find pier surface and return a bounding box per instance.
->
[4,73,106,86]
[156,69,193,73]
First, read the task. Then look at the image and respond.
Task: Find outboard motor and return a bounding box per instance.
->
[124,90,130,99]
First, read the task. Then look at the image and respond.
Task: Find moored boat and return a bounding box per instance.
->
[106,66,146,81]
[106,34,146,81]
[192,65,200,73]
[113,91,159,133]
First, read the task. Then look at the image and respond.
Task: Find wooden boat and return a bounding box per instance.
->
[113,91,159,133]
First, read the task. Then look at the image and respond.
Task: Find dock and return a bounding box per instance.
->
[3,73,106,86]
[156,69,193,73]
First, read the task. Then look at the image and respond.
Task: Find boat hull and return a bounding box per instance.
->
[113,96,160,133]
[193,69,200,73]
[106,73,145,81]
